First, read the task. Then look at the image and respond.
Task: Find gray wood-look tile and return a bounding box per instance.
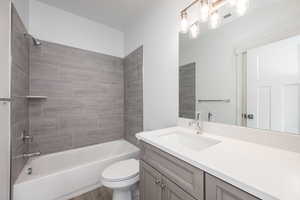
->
[29,40,125,154]
[179,63,196,119]
[10,4,30,187]
[69,186,139,200]
[124,47,144,145]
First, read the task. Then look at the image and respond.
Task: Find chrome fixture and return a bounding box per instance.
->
[24,33,42,46]
[180,0,250,38]
[27,167,33,175]
[208,112,213,121]
[198,99,230,103]
[189,112,203,134]
[0,98,11,102]
[22,131,34,143]
[23,152,41,158]
[0,98,11,105]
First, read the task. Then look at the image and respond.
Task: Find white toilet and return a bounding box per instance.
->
[102,159,139,200]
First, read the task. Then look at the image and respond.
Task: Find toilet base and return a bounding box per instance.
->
[112,188,132,200]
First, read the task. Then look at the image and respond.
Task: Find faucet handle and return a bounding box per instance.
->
[22,131,34,143]
[196,112,201,120]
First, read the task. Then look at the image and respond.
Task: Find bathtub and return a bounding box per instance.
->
[14,139,140,200]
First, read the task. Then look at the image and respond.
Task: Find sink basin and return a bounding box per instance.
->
[154,131,220,152]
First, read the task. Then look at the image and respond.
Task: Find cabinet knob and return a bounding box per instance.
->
[155,179,161,185]
[160,183,166,189]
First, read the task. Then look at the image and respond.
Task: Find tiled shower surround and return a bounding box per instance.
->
[124,47,144,145]
[29,41,143,154]
[11,5,30,185]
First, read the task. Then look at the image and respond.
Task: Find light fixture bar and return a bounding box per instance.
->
[180,0,250,39]
[181,0,229,15]
[211,0,228,12]
[181,0,200,14]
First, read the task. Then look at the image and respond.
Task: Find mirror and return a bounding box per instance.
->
[179,0,300,135]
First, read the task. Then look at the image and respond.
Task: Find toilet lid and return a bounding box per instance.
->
[102,159,139,182]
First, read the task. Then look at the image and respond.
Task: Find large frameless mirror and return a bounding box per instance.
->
[179,0,300,135]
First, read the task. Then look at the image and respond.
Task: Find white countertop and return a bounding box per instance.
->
[136,127,300,200]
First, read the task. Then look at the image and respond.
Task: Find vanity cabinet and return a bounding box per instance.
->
[140,141,261,200]
[140,160,162,200]
[205,174,260,200]
[140,161,195,200]
[141,142,204,200]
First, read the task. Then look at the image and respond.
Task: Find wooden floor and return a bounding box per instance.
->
[70,186,139,200]
[70,187,112,200]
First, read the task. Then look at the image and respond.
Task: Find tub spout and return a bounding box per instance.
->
[23,152,41,158]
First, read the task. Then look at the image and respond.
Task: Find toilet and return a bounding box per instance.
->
[102,159,139,200]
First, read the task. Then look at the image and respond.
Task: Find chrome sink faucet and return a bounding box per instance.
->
[189,112,203,134]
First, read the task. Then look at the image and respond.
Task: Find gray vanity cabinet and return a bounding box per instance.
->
[205,174,260,200]
[162,175,196,200]
[140,160,196,200]
[141,142,204,200]
[140,142,260,200]
[140,161,163,200]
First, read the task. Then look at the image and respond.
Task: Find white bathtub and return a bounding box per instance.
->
[14,139,140,200]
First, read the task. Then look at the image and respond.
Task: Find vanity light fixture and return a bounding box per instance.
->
[180,0,250,38]
[180,11,189,33]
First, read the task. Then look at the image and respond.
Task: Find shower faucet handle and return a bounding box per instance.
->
[22,131,34,143]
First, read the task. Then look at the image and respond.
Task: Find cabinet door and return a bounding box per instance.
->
[162,177,195,200]
[206,174,260,200]
[140,161,163,200]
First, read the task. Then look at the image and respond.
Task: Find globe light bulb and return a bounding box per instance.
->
[201,1,209,22]
[210,11,220,29]
[180,12,189,33]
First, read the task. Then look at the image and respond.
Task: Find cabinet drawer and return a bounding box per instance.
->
[141,142,204,200]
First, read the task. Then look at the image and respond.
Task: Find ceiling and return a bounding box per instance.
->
[35,0,147,31]
[36,0,282,32]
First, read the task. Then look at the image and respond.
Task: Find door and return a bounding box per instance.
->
[206,174,259,200]
[140,161,162,200]
[162,177,196,200]
[247,35,300,133]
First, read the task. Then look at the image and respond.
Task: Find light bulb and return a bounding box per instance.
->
[228,0,237,6]
[236,0,249,16]
[210,12,220,29]
[180,12,189,33]
[200,1,209,22]
[190,23,200,39]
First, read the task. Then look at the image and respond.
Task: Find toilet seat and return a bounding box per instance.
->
[102,159,139,182]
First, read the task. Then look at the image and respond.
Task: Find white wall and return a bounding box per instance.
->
[124,0,191,130]
[12,0,29,29]
[180,0,300,125]
[0,0,11,199]
[29,0,124,57]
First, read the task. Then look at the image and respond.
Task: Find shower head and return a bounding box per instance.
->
[24,33,42,46]
[32,37,42,46]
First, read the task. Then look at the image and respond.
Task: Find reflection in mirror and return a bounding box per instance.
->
[179,63,196,119]
[179,0,300,135]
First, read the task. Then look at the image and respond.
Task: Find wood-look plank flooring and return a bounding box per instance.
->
[70,186,139,200]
